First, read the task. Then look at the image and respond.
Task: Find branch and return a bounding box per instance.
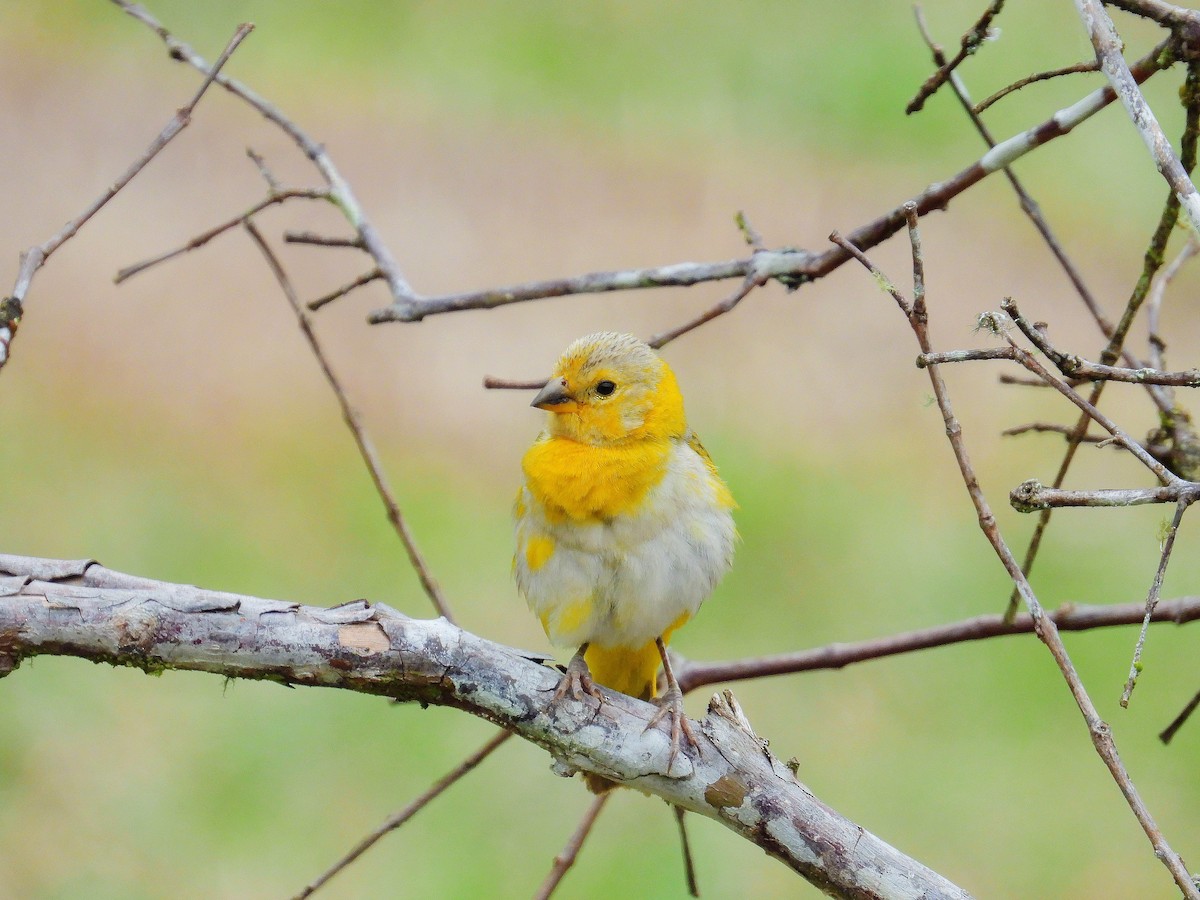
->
[1,20,252,371]
[906,0,1005,114]
[1076,0,1200,235]
[1008,480,1195,511]
[0,555,972,900]
[832,222,1199,900]
[367,40,1170,328]
[111,1,418,310]
[674,594,1200,693]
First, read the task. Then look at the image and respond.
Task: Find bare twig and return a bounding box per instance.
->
[1003,74,1200,616]
[917,347,1016,366]
[1,20,253,370]
[972,61,1100,113]
[1146,238,1199,370]
[483,376,547,391]
[296,729,513,899]
[1075,0,1200,236]
[111,0,418,310]
[1000,324,1180,486]
[1009,481,1194,511]
[307,269,384,311]
[674,594,1200,693]
[285,231,365,249]
[1002,423,1108,442]
[906,0,1005,114]
[1160,685,1200,744]
[648,272,766,349]
[914,7,1116,346]
[368,40,1170,328]
[674,806,700,898]
[831,220,1198,900]
[1121,498,1193,706]
[115,188,329,283]
[532,793,612,900]
[242,222,454,622]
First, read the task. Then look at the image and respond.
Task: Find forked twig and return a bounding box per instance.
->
[242,222,454,622]
[973,61,1099,113]
[1,20,253,370]
[1121,498,1193,706]
[906,0,1005,114]
[830,208,1199,899]
[111,0,418,311]
[295,729,513,898]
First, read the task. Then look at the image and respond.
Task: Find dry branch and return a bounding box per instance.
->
[0,555,972,900]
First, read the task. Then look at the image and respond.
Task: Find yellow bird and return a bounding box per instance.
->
[514,332,736,778]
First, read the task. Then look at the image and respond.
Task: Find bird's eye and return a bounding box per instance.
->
[595,380,616,396]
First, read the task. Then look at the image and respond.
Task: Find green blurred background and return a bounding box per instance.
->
[3,1,1200,897]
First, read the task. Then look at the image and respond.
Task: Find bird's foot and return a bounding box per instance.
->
[553,647,603,704]
[645,682,698,773]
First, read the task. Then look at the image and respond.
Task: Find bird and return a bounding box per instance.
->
[513,332,736,786]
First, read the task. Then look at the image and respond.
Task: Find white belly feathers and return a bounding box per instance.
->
[515,436,736,650]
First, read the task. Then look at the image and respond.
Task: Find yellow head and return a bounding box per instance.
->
[530,332,686,445]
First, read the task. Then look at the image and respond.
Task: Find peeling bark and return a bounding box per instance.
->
[0,554,971,900]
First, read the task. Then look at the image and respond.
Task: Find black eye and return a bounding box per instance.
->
[595,380,616,396]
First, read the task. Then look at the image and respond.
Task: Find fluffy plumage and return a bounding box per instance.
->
[514,331,736,725]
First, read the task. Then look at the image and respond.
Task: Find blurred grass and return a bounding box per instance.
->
[4,2,1200,898]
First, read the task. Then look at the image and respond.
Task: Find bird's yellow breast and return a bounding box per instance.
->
[521,435,671,523]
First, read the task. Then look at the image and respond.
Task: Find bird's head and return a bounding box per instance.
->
[531,332,686,445]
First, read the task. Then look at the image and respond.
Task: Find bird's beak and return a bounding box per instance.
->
[531,377,578,413]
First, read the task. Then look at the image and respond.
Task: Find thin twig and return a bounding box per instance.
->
[1001,327,1180,486]
[1160,685,1200,744]
[674,594,1200,693]
[831,220,1198,900]
[115,189,329,283]
[1146,238,1199,371]
[914,6,1118,348]
[973,61,1100,113]
[674,805,700,898]
[648,273,766,349]
[307,269,384,311]
[906,0,1005,114]
[1121,498,1193,706]
[483,376,547,391]
[532,793,612,900]
[295,729,513,899]
[1002,423,1108,442]
[917,347,1016,366]
[1,21,253,369]
[242,222,454,622]
[285,231,365,249]
[368,40,1171,327]
[112,0,418,310]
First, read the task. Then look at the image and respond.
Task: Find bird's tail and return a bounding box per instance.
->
[584,641,662,701]
[581,617,689,794]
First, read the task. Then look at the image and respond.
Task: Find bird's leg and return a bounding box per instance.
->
[553,643,603,703]
[645,637,698,771]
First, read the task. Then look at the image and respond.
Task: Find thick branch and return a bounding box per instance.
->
[0,555,970,900]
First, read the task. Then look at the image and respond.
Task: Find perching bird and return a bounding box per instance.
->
[513,332,736,784]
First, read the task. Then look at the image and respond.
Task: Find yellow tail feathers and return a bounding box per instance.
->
[584,641,662,701]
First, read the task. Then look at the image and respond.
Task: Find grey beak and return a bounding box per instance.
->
[531,377,573,410]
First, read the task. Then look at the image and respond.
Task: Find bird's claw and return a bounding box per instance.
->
[553,651,603,704]
[645,683,698,772]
